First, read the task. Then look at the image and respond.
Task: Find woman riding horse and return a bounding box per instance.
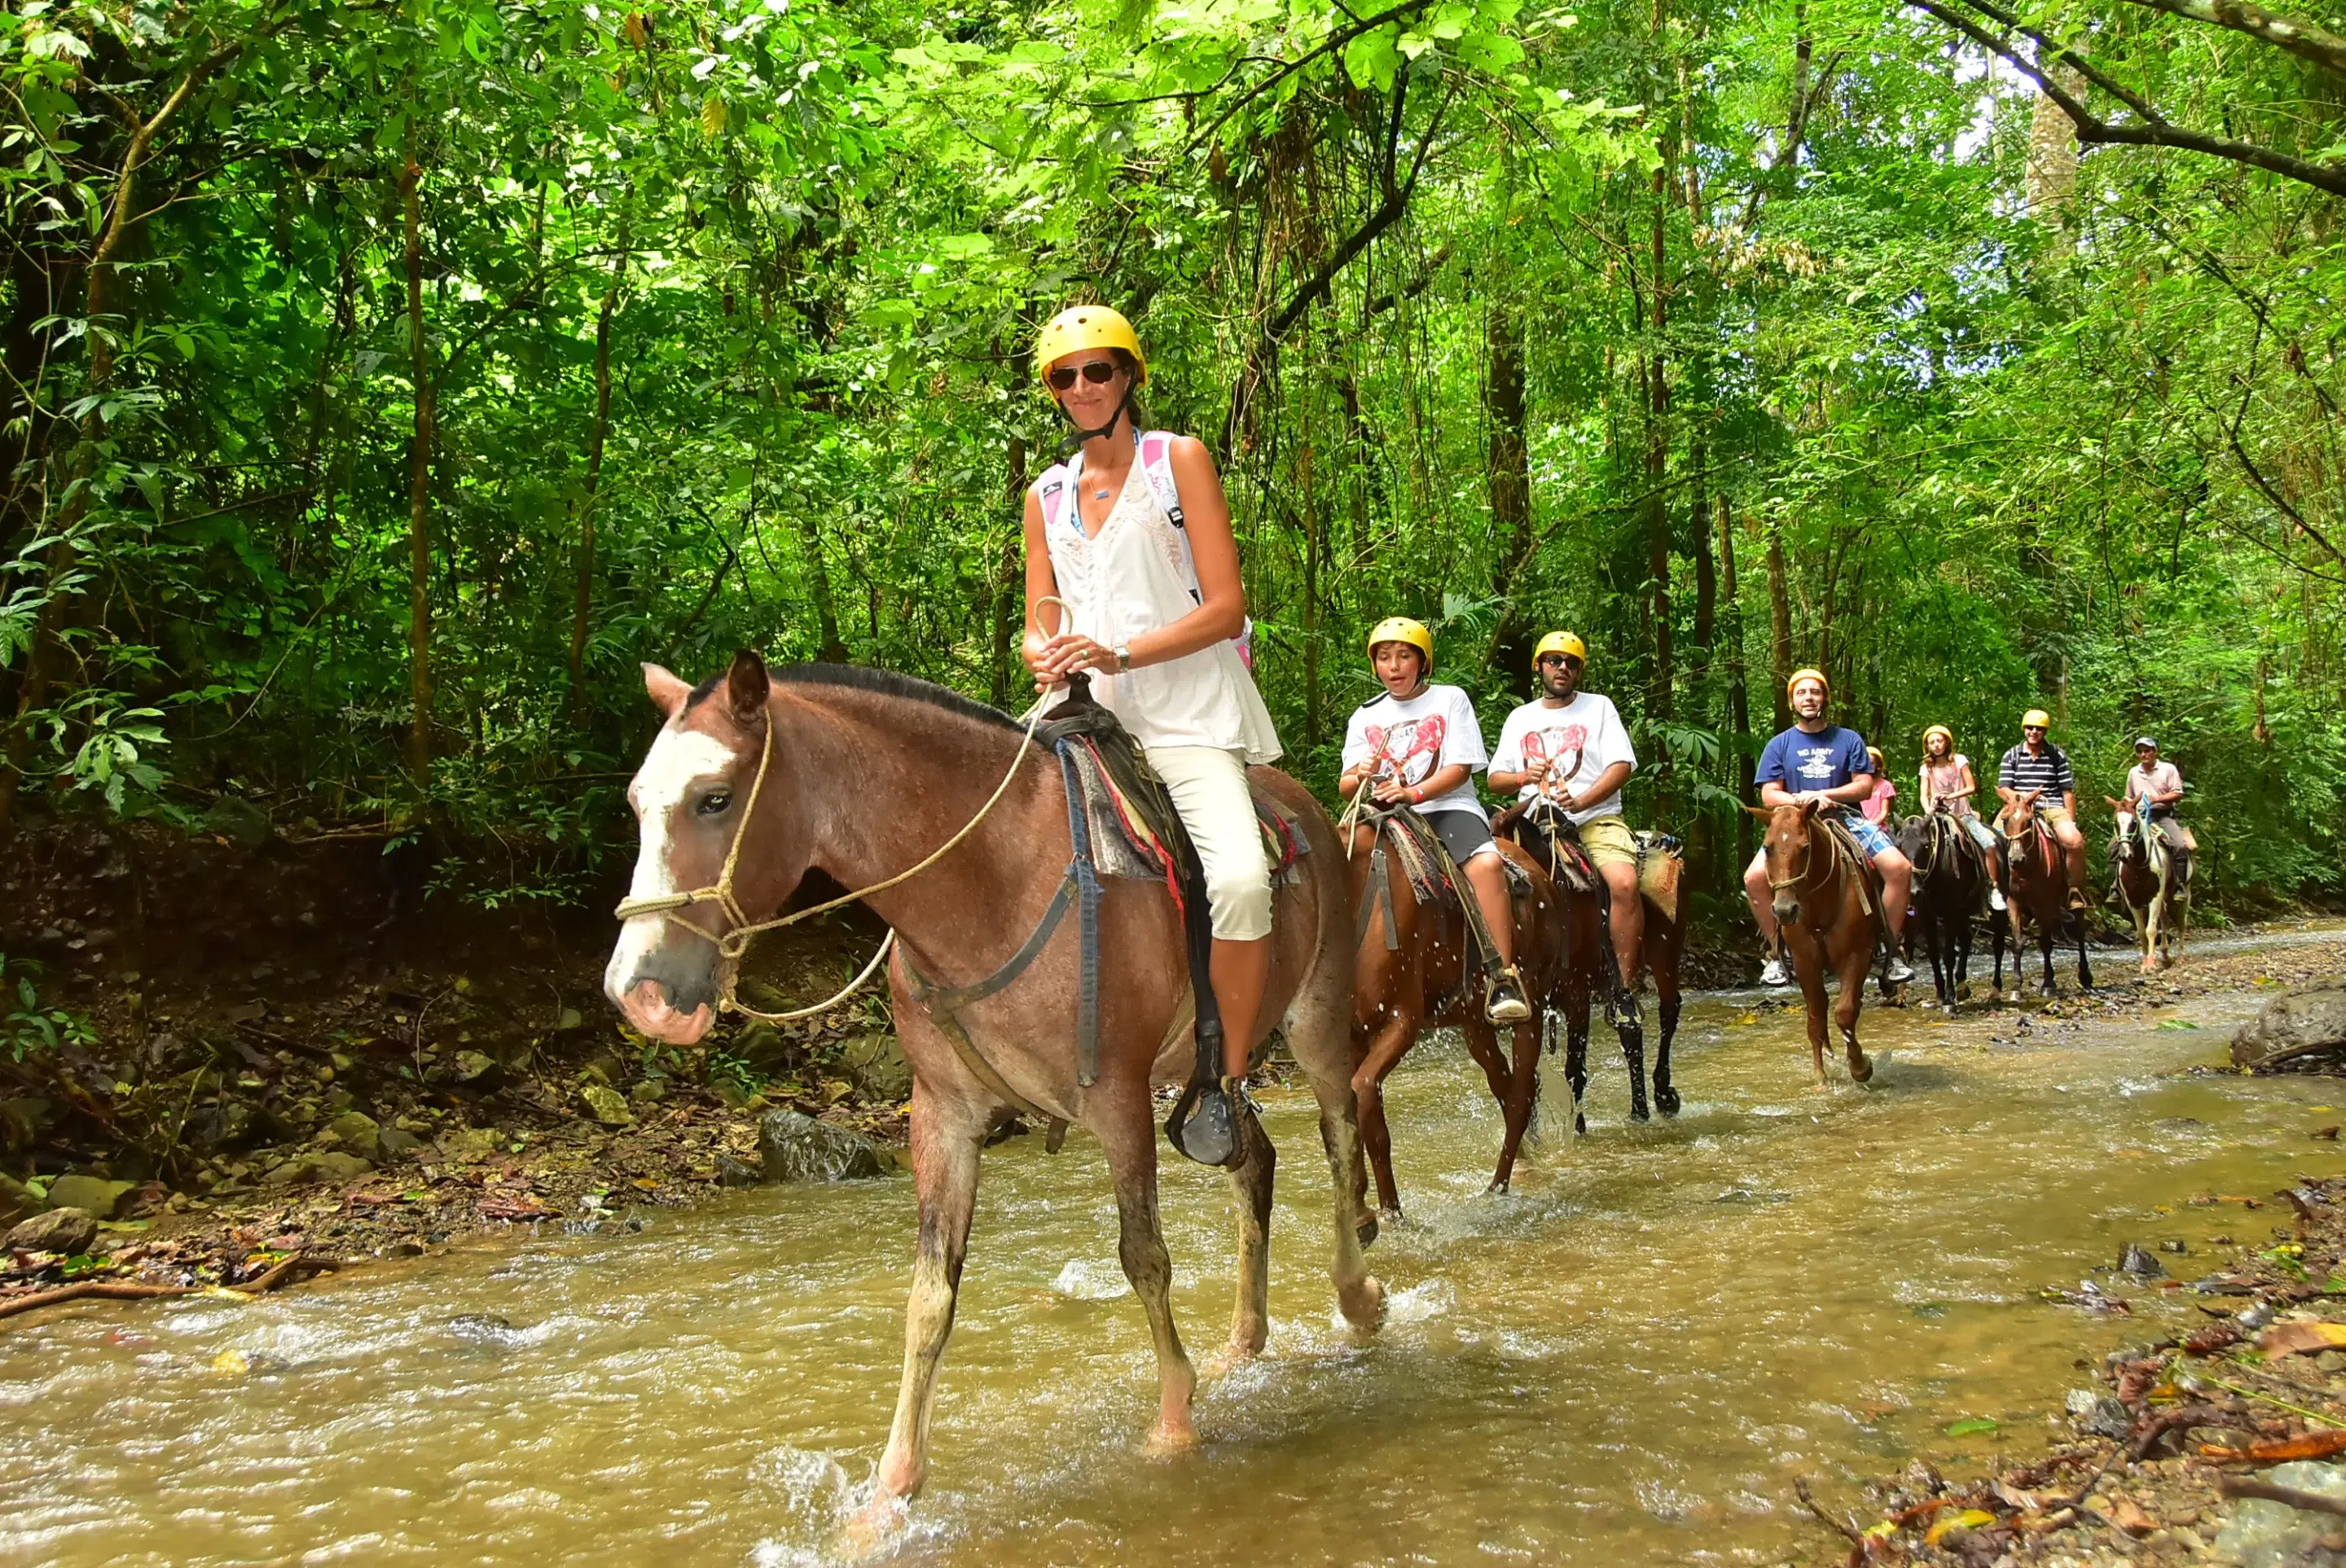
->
[1019,305,1278,1165]
[1918,723,2006,912]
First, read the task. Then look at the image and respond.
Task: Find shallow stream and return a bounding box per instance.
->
[5,940,2344,1566]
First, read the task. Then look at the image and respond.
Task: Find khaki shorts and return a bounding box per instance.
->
[1575,815,1640,870]
[2036,804,2076,828]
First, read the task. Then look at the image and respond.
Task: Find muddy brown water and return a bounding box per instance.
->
[5,934,2344,1567]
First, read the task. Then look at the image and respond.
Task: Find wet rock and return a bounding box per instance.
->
[581,1085,633,1127]
[447,1313,530,1351]
[327,1111,382,1162]
[2161,1238,2190,1254]
[2120,1242,2168,1278]
[629,1078,668,1105]
[44,1174,134,1219]
[2067,1388,2134,1440]
[2190,1425,2252,1451]
[377,1128,424,1161]
[836,1032,913,1102]
[2232,982,2346,1074]
[715,1153,762,1188]
[3,1206,99,1255]
[757,1109,893,1183]
[262,1151,374,1188]
[2215,1460,2346,1566]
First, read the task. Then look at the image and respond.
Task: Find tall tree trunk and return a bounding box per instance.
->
[1484,301,1534,687]
[401,142,436,788]
[569,244,626,725]
[797,509,848,663]
[990,434,1026,708]
[1644,0,1675,727]
[1301,431,1324,749]
[1766,520,1793,730]
[1690,434,1716,665]
[1721,496,1754,876]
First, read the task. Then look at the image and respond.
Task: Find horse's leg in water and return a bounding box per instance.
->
[1647,903,1683,1117]
[1093,1087,1198,1454]
[2074,907,2095,990]
[1219,1103,1276,1359]
[2037,909,2058,996]
[1833,918,1875,1084]
[1789,927,1831,1087]
[1281,942,1385,1326]
[1461,1013,1540,1193]
[1351,990,1417,1218]
[870,1084,985,1511]
[1563,955,1594,1135]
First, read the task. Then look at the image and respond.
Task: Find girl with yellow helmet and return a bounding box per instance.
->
[1336,617,1534,1025]
[1021,304,1279,1164]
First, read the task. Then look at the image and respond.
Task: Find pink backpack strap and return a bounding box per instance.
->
[1136,431,1184,528]
[1034,461,1074,533]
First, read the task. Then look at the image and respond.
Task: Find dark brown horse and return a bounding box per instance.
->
[1897,808,1991,1007]
[605,654,1383,1529]
[1746,799,1878,1086]
[1345,819,1563,1210]
[1502,808,1686,1131]
[1993,788,2095,995]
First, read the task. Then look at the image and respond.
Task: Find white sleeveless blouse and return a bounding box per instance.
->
[1039,457,1282,764]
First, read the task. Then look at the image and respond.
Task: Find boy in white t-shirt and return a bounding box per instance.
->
[1337,617,1531,1025]
[1488,630,1643,1010]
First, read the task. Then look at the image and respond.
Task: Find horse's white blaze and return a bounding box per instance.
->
[603,725,739,1004]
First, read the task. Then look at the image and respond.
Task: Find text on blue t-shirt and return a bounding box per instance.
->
[1755,724,1873,796]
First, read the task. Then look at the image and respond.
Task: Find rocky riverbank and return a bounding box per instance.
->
[1807,974,2346,1567]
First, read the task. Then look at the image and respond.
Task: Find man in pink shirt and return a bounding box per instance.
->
[2124,737,2194,851]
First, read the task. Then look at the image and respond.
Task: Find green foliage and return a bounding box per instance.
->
[0,952,96,1061]
[0,0,2335,922]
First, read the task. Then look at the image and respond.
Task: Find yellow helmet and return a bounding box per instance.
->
[1533,630,1587,666]
[1367,616,1434,668]
[2022,708,2053,730]
[1034,305,1148,384]
[1786,666,1829,700]
[1922,723,1953,749]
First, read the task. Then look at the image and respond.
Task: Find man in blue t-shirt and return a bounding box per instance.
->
[1741,668,1915,988]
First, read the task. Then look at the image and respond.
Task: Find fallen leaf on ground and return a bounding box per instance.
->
[2229,1429,2346,1463]
[1924,1509,1997,1546]
[2256,1320,2346,1359]
[2110,1496,2156,1535]
[1944,1416,2000,1437]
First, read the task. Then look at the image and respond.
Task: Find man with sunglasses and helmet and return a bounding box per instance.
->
[1487,632,1645,1025]
[1020,305,1278,1166]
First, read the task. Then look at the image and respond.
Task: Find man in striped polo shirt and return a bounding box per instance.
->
[1996,709,2088,911]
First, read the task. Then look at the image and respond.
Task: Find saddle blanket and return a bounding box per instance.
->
[1060,735,1307,892]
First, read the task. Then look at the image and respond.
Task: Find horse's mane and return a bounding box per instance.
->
[749,662,1028,737]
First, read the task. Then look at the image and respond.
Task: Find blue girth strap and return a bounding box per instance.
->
[1057,743,1105,1087]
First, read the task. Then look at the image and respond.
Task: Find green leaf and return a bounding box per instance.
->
[1944,1417,2000,1438]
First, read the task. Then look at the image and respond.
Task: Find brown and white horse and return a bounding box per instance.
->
[605,653,1382,1531]
[2107,796,2191,973]
[1993,788,2095,995]
[1747,799,1879,1087]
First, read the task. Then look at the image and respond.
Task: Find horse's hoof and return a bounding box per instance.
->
[1655,1085,1681,1118]
[1143,1418,1201,1458]
[1484,1178,1510,1197]
[840,1494,912,1559]
[1339,1274,1387,1333]
[1202,1342,1259,1380]
[1628,1103,1650,1124]
[1355,1213,1380,1250]
[1850,1058,1874,1084]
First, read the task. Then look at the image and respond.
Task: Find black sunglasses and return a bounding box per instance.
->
[1046,361,1120,391]
[1536,654,1584,668]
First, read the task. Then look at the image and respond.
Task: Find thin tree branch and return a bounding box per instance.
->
[1188,0,1436,152]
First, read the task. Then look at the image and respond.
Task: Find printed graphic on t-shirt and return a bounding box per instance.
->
[1520,726,1588,798]
[1362,716,1448,787]
[1790,744,1845,784]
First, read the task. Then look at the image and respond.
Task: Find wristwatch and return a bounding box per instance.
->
[1114,643,1131,672]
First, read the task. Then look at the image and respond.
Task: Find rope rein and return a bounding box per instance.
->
[613,681,1054,1026]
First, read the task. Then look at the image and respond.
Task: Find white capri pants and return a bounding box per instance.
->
[1145,745,1275,941]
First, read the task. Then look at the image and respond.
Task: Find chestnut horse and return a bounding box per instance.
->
[1345,817,1562,1210]
[2107,797,2192,973]
[1747,799,1879,1086]
[1993,788,2095,995]
[605,654,1383,1524]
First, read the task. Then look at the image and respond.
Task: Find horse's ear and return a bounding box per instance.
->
[2022,788,2042,806]
[644,663,692,718]
[1799,796,1825,818]
[1742,805,1775,822]
[2104,795,2124,809]
[725,648,770,725]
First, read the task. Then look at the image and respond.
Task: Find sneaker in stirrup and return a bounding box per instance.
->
[1485,965,1532,1025]
[1989,886,2007,912]
[1886,953,1916,985]
[1760,955,1791,988]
